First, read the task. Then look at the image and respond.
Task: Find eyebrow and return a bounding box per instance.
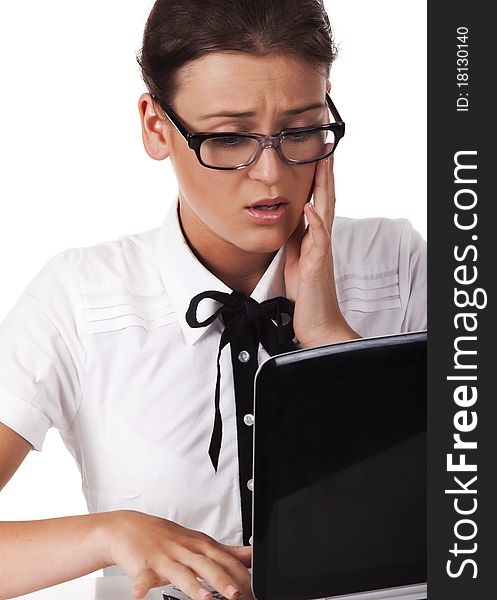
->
[198,101,326,121]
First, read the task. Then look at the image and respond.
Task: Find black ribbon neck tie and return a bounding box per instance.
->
[185,290,297,472]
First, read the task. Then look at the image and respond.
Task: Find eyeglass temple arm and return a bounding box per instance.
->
[325,92,344,124]
[150,94,191,143]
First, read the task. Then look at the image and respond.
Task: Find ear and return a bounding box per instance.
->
[326,79,331,94]
[138,93,171,161]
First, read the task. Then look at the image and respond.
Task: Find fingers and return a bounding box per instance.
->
[303,202,332,261]
[133,560,226,600]
[131,545,254,600]
[132,567,167,599]
[222,544,252,568]
[201,543,254,599]
[184,550,253,600]
[165,560,223,600]
[112,512,253,600]
[312,143,336,235]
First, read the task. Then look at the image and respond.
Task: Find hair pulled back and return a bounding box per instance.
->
[137,0,337,111]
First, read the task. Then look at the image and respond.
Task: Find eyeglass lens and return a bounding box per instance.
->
[200,128,337,168]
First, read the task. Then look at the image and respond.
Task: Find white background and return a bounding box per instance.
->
[0,0,426,573]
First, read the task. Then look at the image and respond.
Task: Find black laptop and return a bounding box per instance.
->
[163,331,427,600]
[252,331,427,600]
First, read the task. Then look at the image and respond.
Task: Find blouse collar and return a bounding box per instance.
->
[158,198,287,345]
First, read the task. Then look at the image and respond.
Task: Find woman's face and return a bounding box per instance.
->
[141,52,330,257]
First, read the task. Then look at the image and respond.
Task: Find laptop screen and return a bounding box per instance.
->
[252,332,427,600]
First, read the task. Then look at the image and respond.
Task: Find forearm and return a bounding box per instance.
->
[0,512,113,599]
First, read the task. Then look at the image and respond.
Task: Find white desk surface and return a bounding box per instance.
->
[16,575,164,600]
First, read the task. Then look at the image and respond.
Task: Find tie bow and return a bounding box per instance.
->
[241,295,262,323]
[185,289,297,471]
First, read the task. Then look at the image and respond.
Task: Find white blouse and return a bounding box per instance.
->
[0,198,426,574]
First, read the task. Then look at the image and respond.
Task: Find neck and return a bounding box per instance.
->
[177,200,277,296]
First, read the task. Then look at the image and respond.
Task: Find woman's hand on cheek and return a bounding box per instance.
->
[283,148,360,348]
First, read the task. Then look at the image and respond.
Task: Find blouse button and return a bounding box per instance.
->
[238,350,251,363]
[243,413,254,426]
[247,478,254,492]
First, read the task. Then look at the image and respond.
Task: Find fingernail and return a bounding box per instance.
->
[226,584,240,598]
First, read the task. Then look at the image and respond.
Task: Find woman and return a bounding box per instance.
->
[0,1,426,599]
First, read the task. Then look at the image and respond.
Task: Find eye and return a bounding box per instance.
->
[285,130,315,143]
[288,131,311,140]
[215,136,240,146]
[210,136,252,151]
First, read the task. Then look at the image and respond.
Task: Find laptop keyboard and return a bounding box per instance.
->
[162,582,235,600]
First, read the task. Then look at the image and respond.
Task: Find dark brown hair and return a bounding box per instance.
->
[136,0,337,111]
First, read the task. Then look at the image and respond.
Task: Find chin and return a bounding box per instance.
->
[235,230,288,255]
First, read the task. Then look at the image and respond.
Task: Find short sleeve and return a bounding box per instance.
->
[398,221,427,333]
[0,254,86,451]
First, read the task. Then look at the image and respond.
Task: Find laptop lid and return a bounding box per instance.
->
[252,332,427,600]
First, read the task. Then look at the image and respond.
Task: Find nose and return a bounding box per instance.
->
[247,144,285,186]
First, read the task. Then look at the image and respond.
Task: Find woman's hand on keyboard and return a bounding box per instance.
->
[100,509,254,600]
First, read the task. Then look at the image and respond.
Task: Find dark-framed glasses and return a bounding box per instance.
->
[151,92,345,170]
